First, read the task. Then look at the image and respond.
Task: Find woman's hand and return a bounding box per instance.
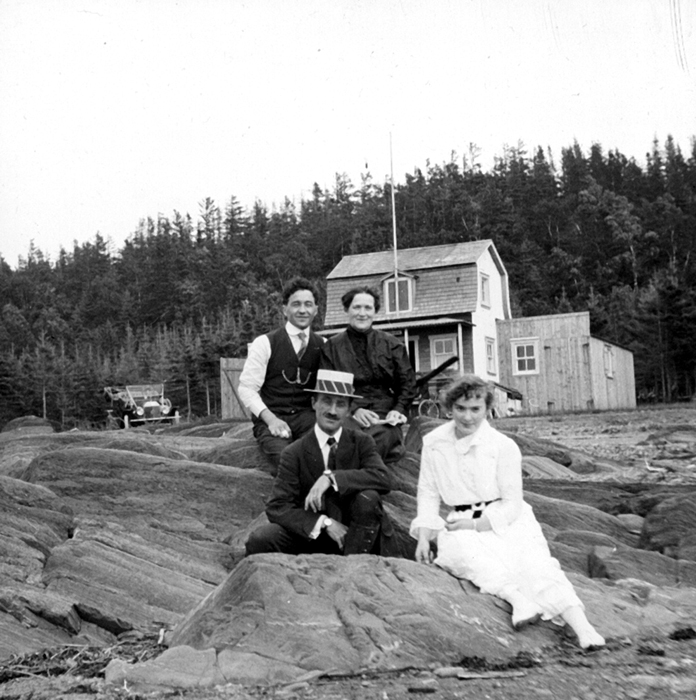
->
[415,538,434,564]
[352,407,380,428]
[445,518,477,532]
[385,410,407,426]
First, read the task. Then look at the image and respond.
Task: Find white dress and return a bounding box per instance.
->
[410,420,582,619]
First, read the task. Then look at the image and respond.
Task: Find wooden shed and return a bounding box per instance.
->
[496,312,636,413]
[220,358,250,420]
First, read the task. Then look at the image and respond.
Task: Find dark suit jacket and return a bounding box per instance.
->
[265,427,392,539]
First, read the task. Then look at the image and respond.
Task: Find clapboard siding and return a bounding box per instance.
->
[498,311,590,340]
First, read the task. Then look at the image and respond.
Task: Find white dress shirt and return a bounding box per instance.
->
[309,424,342,538]
[314,424,343,468]
[237,322,315,417]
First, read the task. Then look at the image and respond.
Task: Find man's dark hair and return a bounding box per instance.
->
[282,277,319,305]
[341,285,381,313]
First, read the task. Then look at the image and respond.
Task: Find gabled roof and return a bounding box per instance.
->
[327,239,500,279]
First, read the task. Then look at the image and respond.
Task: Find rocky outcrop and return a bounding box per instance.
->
[522,455,581,479]
[1,441,271,660]
[0,431,103,477]
[0,475,73,587]
[523,480,696,516]
[526,491,638,546]
[639,493,696,560]
[105,554,696,691]
[1,416,56,435]
[1,413,696,691]
[588,543,696,586]
[18,446,269,540]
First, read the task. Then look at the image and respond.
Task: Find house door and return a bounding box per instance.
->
[407,336,420,372]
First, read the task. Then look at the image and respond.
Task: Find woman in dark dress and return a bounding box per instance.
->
[321,286,416,464]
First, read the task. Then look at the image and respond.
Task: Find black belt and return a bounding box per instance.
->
[453,500,497,518]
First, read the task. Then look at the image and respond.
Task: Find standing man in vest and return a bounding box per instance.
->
[238,277,324,472]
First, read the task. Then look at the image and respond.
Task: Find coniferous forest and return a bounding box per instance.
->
[1,137,695,429]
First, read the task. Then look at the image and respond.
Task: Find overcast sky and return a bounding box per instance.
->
[1,0,694,267]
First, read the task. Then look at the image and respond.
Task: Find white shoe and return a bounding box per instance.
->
[511,600,542,631]
[560,606,606,650]
[577,628,606,650]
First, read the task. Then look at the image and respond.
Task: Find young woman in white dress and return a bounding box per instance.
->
[411,374,605,650]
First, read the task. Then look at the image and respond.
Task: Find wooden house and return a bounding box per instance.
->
[322,240,636,415]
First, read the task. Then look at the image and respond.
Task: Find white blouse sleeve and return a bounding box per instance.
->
[484,435,523,534]
[409,444,446,539]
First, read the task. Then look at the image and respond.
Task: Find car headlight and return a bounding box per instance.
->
[162,406,170,415]
[136,407,145,416]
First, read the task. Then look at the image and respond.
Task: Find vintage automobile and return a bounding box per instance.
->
[104,384,179,429]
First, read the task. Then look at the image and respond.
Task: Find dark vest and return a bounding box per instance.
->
[259,327,322,415]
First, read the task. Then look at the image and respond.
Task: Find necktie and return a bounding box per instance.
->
[326,436,338,471]
[297,331,307,360]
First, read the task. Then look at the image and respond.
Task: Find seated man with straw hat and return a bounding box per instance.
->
[245,369,395,556]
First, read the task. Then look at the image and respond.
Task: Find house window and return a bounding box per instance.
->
[511,339,539,375]
[384,276,412,313]
[485,337,496,375]
[430,334,458,370]
[604,345,615,379]
[481,273,490,308]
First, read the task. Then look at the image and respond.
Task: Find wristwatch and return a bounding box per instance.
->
[323,517,333,529]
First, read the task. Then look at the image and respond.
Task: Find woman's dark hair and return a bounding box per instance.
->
[341,285,381,313]
[442,374,495,410]
[282,277,319,305]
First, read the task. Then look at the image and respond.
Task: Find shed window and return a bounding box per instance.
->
[604,345,615,379]
[511,339,539,375]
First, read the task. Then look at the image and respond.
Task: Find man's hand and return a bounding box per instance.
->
[304,475,331,512]
[262,410,291,439]
[325,519,348,549]
[352,407,380,428]
[415,538,434,564]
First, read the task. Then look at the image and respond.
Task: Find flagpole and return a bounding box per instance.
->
[390,132,399,314]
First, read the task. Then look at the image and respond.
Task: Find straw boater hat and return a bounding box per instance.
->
[305,369,362,398]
